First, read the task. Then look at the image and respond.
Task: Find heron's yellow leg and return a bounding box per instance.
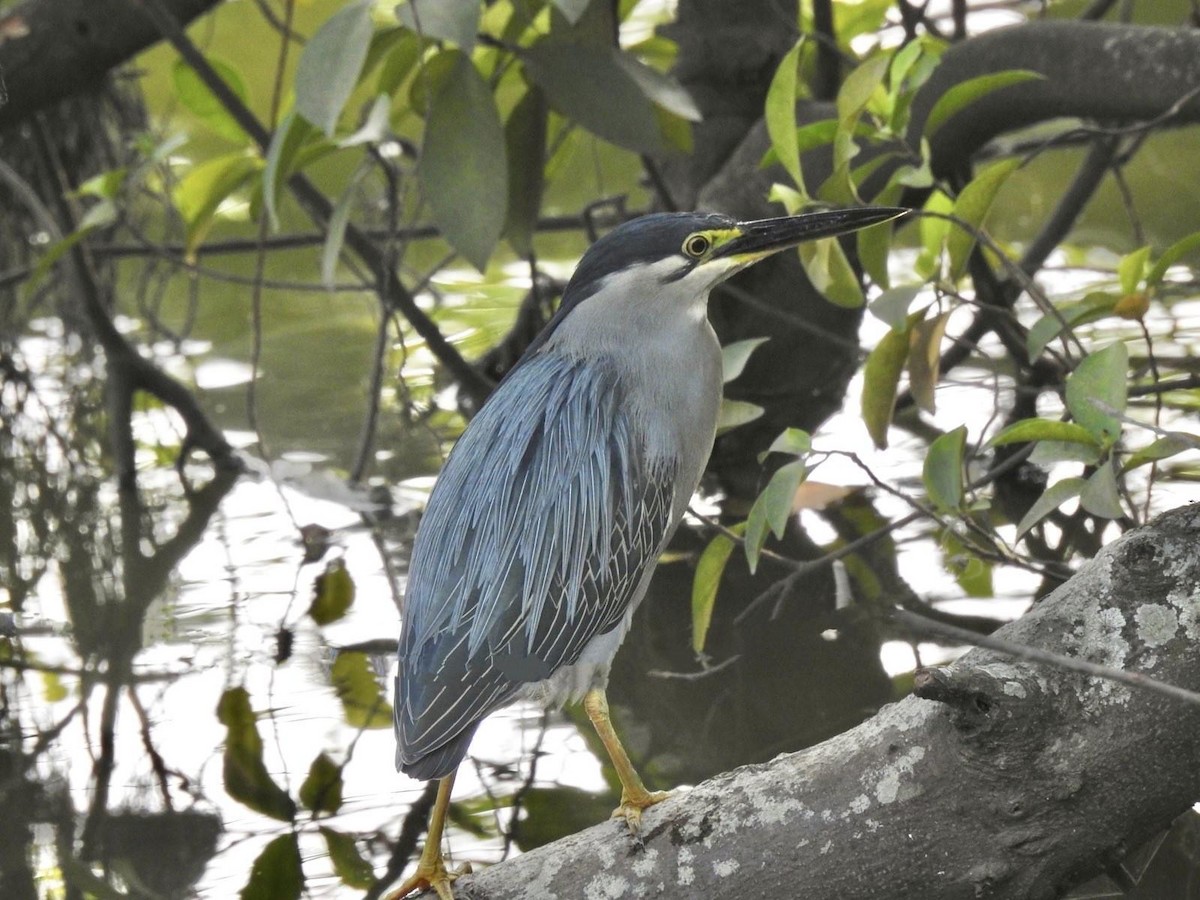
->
[385,773,468,900]
[583,688,669,833]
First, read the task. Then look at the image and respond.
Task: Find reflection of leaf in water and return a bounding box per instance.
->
[512,785,615,852]
[299,752,344,815]
[240,833,304,900]
[216,687,297,822]
[331,652,393,729]
[319,827,375,889]
[308,558,355,625]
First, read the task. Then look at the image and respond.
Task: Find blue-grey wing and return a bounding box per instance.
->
[394,352,674,774]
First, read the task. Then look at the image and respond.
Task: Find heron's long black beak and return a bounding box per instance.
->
[718,206,909,261]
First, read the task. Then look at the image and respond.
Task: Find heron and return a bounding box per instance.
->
[390,206,907,898]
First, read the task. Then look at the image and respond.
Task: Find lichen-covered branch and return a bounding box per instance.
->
[447,506,1200,899]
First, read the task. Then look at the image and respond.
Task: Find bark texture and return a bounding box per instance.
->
[445,505,1200,899]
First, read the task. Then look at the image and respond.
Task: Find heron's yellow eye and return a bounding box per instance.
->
[683,233,711,258]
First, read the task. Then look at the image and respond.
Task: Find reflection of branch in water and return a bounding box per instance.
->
[367,778,440,900]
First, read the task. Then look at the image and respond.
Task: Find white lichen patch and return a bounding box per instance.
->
[596,841,616,869]
[873,746,926,805]
[1167,584,1200,640]
[741,778,809,827]
[584,874,630,900]
[849,794,871,814]
[1069,606,1131,685]
[1003,681,1027,698]
[631,848,659,879]
[713,859,740,878]
[1135,603,1179,648]
[676,847,694,886]
[526,847,569,899]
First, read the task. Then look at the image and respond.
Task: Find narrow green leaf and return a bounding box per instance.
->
[836,52,890,123]
[947,158,1021,280]
[1065,343,1128,444]
[174,152,262,261]
[1117,245,1151,296]
[1123,432,1200,471]
[76,169,127,201]
[240,834,304,900]
[321,165,369,289]
[857,179,901,288]
[396,0,480,50]
[765,38,806,187]
[989,419,1099,448]
[861,325,910,449]
[217,688,297,822]
[331,652,393,729]
[1016,476,1087,538]
[1146,230,1200,287]
[172,58,250,143]
[869,284,922,332]
[503,87,548,256]
[923,70,1044,137]
[917,189,953,277]
[615,53,701,121]
[377,30,422,95]
[764,427,812,458]
[798,236,864,308]
[1025,291,1117,360]
[923,426,966,513]
[692,531,736,654]
[721,337,769,384]
[418,51,507,271]
[1029,440,1102,466]
[1080,463,1125,519]
[319,828,375,889]
[296,0,375,136]
[744,459,807,574]
[716,399,764,434]
[300,753,344,815]
[523,41,663,154]
[308,558,356,625]
[907,311,950,413]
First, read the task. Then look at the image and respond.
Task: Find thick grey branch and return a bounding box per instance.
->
[448,505,1200,899]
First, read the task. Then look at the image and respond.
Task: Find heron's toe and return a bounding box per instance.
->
[612,789,670,835]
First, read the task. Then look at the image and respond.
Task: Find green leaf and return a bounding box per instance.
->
[1118,245,1151,295]
[833,53,889,172]
[217,688,297,822]
[1146,230,1200,287]
[924,426,966,513]
[1029,440,1101,466]
[1016,476,1087,538]
[173,57,250,144]
[1065,343,1128,444]
[798,236,864,308]
[338,94,392,148]
[907,311,950,413]
[764,427,812,458]
[503,87,548,256]
[1025,291,1117,360]
[75,168,128,201]
[308,558,356,625]
[857,179,901,288]
[300,753,344,815]
[396,0,480,50]
[377,30,422,95]
[240,834,304,900]
[916,189,953,277]
[947,158,1021,281]
[1123,432,1200,471]
[923,70,1044,137]
[319,828,375,889]
[691,527,741,654]
[321,165,369,288]
[989,419,1099,448]
[869,284,922,332]
[744,459,807,574]
[296,0,375,136]
[522,41,664,154]
[1080,463,1124,519]
[940,529,993,598]
[331,652,393,729]
[716,399,764,434]
[174,152,262,261]
[861,325,910,449]
[721,337,769,384]
[418,51,507,271]
[615,54,701,121]
[765,38,807,187]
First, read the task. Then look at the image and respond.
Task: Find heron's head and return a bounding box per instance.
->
[558,207,908,316]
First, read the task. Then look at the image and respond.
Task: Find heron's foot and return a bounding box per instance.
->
[611,788,670,835]
[384,859,471,900]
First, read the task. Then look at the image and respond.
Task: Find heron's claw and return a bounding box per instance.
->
[612,788,670,835]
[385,860,471,900]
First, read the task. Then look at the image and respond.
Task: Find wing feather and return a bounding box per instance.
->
[395,352,675,771]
